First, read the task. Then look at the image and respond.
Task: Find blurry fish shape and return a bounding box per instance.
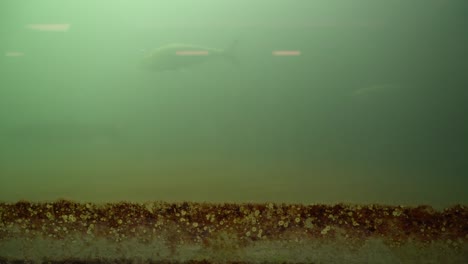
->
[352,83,397,96]
[0,122,123,144]
[140,41,238,72]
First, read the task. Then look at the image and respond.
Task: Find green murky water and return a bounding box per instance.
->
[1,0,467,207]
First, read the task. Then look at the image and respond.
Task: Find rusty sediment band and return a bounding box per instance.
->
[0,201,467,263]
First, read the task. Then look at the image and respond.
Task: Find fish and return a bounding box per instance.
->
[0,122,123,144]
[352,83,398,97]
[140,41,238,72]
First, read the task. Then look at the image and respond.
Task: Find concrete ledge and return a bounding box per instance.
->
[0,201,466,263]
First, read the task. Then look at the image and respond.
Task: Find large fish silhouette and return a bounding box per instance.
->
[140,41,238,72]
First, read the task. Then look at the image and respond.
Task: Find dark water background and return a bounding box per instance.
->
[0,0,467,207]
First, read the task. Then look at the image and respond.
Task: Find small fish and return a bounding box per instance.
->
[352,83,396,96]
[140,41,238,72]
[0,122,123,143]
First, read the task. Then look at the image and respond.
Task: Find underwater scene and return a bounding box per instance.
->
[0,0,467,263]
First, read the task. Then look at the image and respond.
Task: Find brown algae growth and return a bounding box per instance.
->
[0,200,467,263]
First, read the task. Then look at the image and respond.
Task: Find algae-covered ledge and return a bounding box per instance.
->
[0,200,466,263]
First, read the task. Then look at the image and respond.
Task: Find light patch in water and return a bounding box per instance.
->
[175,50,209,56]
[25,23,71,32]
[5,51,25,57]
[272,50,301,56]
